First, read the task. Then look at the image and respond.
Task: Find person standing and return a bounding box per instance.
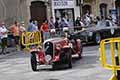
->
[55,17,60,35]
[19,22,26,50]
[33,20,39,31]
[27,19,38,32]
[40,19,49,41]
[59,18,69,37]
[0,22,8,54]
[10,21,20,50]
[49,17,56,37]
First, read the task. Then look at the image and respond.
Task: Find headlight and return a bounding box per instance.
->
[88,32,93,36]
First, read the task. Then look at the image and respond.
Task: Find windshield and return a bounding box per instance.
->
[96,20,113,27]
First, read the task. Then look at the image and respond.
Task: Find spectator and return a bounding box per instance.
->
[0,22,8,54]
[40,19,49,41]
[75,17,81,26]
[19,22,26,50]
[55,17,60,34]
[27,19,37,32]
[33,20,38,31]
[49,17,56,37]
[10,21,20,51]
[59,18,69,37]
[19,21,26,34]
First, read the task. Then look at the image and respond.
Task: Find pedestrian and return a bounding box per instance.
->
[49,17,56,37]
[10,21,20,51]
[0,22,8,54]
[27,19,37,32]
[75,17,81,26]
[19,21,26,50]
[19,21,26,34]
[33,20,39,31]
[40,19,49,41]
[59,17,69,37]
[55,17,60,35]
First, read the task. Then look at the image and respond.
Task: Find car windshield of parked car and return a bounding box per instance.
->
[96,20,113,27]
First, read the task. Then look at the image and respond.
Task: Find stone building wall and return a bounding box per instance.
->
[0,0,50,28]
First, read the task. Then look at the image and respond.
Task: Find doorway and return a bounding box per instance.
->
[30,1,47,28]
[55,9,75,26]
[100,3,107,18]
[82,5,92,15]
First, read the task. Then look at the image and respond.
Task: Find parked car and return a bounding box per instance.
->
[30,37,83,71]
[70,20,120,44]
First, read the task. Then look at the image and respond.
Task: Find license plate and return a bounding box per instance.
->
[38,65,52,69]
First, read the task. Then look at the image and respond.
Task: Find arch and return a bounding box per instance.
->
[100,3,107,18]
[30,1,47,27]
[82,5,92,15]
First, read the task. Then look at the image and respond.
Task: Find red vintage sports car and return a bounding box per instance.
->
[30,37,83,71]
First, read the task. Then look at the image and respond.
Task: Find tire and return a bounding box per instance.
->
[52,63,57,70]
[31,53,37,71]
[78,46,83,59]
[95,33,101,44]
[67,49,72,68]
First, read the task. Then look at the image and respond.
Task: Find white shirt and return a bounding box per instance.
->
[0,26,8,39]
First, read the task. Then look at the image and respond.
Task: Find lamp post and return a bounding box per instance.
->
[78,0,83,17]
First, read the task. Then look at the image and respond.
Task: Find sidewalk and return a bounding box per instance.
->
[0,47,17,59]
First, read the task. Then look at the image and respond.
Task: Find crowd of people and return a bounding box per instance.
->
[28,17,71,40]
[0,21,26,54]
[0,16,71,54]
[0,13,116,55]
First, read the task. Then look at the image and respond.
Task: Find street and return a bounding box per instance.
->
[0,45,112,80]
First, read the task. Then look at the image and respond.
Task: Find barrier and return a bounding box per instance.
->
[21,31,42,51]
[99,37,120,80]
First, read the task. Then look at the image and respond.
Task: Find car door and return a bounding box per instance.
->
[99,21,112,38]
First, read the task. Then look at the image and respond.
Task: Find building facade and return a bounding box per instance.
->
[0,0,50,28]
[0,0,118,27]
[83,0,116,18]
[51,0,81,26]
[51,0,117,26]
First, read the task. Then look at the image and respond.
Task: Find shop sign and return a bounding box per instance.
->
[52,0,74,9]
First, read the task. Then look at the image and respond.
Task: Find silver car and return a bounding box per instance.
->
[70,20,120,44]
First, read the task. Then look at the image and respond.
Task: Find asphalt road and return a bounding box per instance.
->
[0,45,112,80]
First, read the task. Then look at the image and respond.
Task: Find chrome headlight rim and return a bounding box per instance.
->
[45,55,52,63]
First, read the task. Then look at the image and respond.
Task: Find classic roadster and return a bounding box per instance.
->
[30,37,83,71]
[70,20,120,44]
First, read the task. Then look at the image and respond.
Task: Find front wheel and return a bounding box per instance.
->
[31,53,38,71]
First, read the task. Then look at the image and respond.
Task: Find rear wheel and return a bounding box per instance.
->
[52,62,57,70]
[78,46,83,59]
[95,33,101,44]
[31,53,38,71]
[67,49,72,68]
